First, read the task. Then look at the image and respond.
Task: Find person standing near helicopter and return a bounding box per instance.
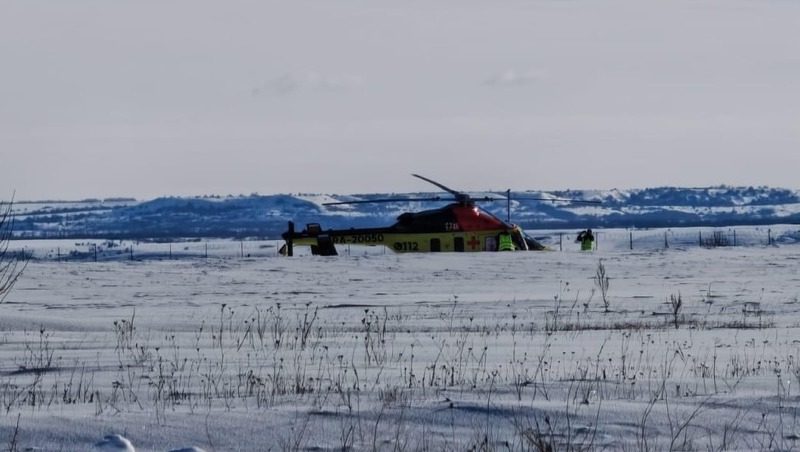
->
[498,230,515,251]
[576,229,594,251]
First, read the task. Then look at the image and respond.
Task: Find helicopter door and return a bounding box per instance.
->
[430,238,441,252]
[453,237,464,252]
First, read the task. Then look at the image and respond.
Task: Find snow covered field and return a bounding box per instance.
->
[1,237,800,450]
[8,224,800,262]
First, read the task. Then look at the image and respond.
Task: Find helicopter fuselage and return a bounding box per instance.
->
[281,203,544,255]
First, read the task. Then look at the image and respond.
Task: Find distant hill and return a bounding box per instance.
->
[9,186,800,239]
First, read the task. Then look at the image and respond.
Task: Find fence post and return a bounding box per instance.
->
[698,231,702,247]
[240,241,244,258]
[169,243,172,260]
[94,244,98,262]
[629,231,633,250]
[57,247,61,262]
[559,233,563,252]
[130,245,133,261]
[733,230,737,247]
[768,229,772,246]
[664,231,669,249]
[205,242,208,258]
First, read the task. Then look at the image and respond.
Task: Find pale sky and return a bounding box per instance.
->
[2,0,799,200]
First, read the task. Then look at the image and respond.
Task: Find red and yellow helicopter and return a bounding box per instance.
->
[280,174,599,256]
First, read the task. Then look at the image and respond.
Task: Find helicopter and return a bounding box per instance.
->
[280,174,600,256]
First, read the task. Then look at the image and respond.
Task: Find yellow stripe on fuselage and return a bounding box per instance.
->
[293,231,508,253]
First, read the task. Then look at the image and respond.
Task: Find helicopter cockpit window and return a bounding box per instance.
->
[510,229,529,251]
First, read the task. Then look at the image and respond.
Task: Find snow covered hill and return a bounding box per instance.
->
[9,186,800,239]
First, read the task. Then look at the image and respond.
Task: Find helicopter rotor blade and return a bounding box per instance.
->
[470,196,507,202]
[494,192,602,204]
[511,196,602,204]
[411,174,462,197]
[323,196,447,206]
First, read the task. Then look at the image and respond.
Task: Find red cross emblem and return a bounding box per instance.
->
[467,236,480,250]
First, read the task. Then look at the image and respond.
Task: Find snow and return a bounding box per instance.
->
[2,236,800,450]
[94,435,135,451]
[93,434,207,452]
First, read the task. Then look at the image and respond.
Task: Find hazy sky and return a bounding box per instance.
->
[2,0,799,200]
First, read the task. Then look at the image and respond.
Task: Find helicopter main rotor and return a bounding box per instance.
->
[322,174,601,212]
[410,174,472,204]
[323,174,494,207]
